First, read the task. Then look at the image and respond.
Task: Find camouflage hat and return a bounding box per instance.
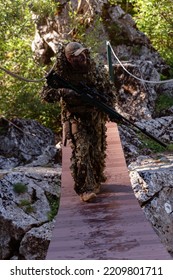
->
[65,42,88,57]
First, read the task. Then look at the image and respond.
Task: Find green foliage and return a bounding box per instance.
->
[13,183,28,194]
[19,199,31,206]
[130,0,173,66]
[82,16,105,59]
[155,93,173,114]
[1,0,173,134]
[46,193,59,221]
[167,144,173,151]
[0,0,61,133]
[143,139,166,153]
[108,0,135,14]
[47,199,59,221]
[31,0,58,18]
[19,199,35,214]
[138,132,166,153]
[68,5,104,58]
[107,1,173,66]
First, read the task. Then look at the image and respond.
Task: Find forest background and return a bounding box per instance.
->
[0,0,173,133]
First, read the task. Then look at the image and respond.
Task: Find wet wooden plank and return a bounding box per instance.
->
[46,122,171,260]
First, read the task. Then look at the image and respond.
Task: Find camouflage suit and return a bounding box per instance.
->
[41,42,116,201]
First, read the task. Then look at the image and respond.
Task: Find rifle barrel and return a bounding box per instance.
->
[47,73,167,148]
[81,89,167,148]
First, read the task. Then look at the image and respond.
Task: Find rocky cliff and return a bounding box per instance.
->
[1,0,173,258]
[31,1,173,255]
[0,118,61,259]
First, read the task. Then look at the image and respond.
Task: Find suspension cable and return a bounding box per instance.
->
[2,41,173,85]
[0,66,46,82]
[0,61,56,83]
[106,41,173,84]
[0,115,36,137]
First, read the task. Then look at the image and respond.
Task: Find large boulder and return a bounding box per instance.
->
[31,2,168,72]
[0,118,58,167]
[1,0,172,258]
[19,221,55,260]
[113,61,160,121]
[0,118,61,259]
[135,117,173,143]
[129,155,173,255]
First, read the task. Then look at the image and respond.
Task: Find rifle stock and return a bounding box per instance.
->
[47,72,167,148]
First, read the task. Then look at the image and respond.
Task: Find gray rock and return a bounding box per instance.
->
[0,118,61,259]
[0,166,61,259]
[114,61,159,121]
[158,82,173,97]
[129,155,173,253]
[19,221,55,260]
[135,117,173,143]
[1,0,173,259]
[0,118,56,166]
[0,156,19,169]
[118,125,147,165]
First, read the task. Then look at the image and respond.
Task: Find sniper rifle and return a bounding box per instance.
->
[46,71,167,148]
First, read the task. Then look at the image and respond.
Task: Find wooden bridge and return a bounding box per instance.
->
[46,122,171,260]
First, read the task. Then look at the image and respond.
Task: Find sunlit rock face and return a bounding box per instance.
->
[0,118,61,259]
[129,155,173,255]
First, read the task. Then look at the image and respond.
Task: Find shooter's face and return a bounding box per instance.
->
[66,50,90,73]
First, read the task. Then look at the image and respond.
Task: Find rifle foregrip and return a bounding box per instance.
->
[46,72,71,89]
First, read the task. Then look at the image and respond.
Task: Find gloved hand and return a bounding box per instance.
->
[46,70,72,90]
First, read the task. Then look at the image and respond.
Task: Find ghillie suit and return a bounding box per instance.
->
[41,42,116,201]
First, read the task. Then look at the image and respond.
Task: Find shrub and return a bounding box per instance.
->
[13,183,28,194]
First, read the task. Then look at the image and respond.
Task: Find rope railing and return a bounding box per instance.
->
[1,41,173,85]
[0,115,36,137]
[0,66,46,83]
[106,41,173,84]
[0,61,57,83]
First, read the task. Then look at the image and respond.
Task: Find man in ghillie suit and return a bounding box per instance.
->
[41,41,116,202]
